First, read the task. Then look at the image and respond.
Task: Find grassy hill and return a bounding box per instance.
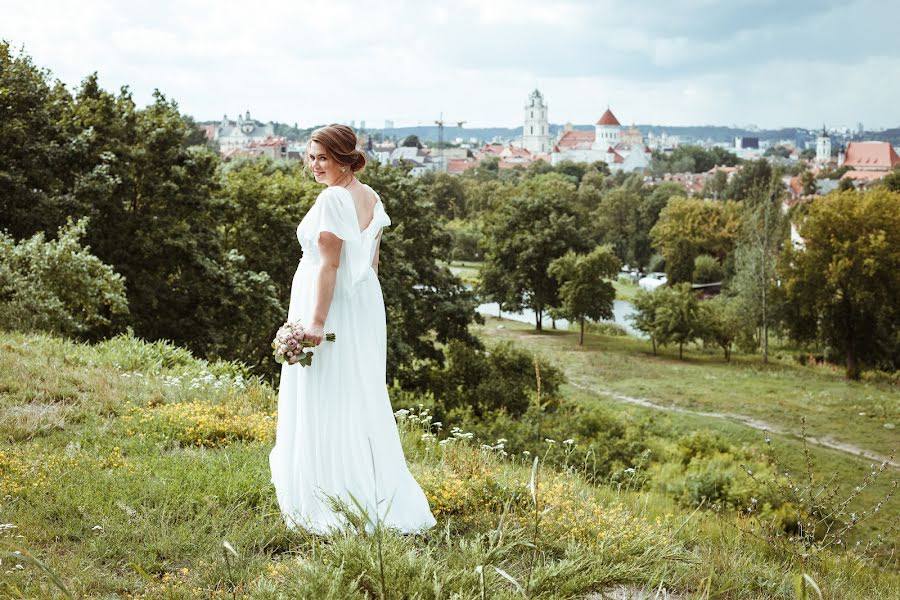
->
[1,332,898,599]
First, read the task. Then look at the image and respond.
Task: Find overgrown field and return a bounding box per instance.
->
[1,332,898,599]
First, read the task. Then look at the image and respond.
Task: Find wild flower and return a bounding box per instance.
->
[123,400,274,447]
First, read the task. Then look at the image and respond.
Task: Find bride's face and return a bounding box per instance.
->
[308,141,345,186]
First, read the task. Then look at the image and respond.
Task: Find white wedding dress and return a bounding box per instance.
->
[269,184,436,535]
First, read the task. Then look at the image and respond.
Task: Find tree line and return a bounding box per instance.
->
[419,145,899,379]
[0,43,478,383]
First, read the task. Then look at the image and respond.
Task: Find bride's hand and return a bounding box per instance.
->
[304,322,325,346]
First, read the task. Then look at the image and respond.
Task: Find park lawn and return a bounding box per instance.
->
[474,317,900,461]
[440,260,482,287]
[2,331,899,599]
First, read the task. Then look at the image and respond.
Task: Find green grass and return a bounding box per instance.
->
[2,331,899,599]
[441,260,482,287]
[475,317,899,549]
[476,317,899,461]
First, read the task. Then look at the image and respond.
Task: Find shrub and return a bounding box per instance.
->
[424,340,564,419]
[692,254,724,284]
[0,217,128,337]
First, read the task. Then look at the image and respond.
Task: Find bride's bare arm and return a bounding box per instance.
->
[307,232,343,344]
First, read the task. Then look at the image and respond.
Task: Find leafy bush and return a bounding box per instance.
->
[693,254,724,284]
[0,217,127,337]
[445,219,483,261]
[413,340,564,419]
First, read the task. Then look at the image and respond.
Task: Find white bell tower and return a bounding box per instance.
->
[522,89,551,154]
[815,125,831,165]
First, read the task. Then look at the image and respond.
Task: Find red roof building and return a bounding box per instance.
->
[841,142,900,171]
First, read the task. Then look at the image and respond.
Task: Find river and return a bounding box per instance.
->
[475,299,643,338]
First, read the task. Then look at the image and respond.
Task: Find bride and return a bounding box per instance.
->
[268,124,436,535]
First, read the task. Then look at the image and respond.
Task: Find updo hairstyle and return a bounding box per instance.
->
[308,124,367,173]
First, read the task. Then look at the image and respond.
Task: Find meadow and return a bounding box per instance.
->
[1,331,898,599]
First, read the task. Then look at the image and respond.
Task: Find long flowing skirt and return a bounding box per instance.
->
[268,259,436,534]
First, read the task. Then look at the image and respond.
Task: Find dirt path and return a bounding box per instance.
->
[571,380,898,469]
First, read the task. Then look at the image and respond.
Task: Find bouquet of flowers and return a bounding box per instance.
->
[271,321,336,367]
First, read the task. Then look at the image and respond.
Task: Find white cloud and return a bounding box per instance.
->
[1,0,897,129]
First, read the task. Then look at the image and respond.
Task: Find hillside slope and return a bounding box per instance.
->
[1,332,897,599]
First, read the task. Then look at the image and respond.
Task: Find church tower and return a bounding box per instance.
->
[816,125,832,165]
[592,107,622,151]
[522,89,551,154]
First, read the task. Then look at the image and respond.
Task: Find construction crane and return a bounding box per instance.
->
[434,113,466,173]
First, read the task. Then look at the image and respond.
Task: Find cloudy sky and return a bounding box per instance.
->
[2,0,897,130]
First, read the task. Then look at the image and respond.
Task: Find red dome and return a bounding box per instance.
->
[596,109,620,126]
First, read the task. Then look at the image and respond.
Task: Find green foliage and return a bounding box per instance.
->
[698,295,746,361]
[479,173,590,329]
[219,159,320,298]
[726,159,774,201]
[0,217,127,336]
[692,254,724,284]
[0,43,73,239]
[552,160,588,185]
[630,288,664,355]
[548,246,621,345]
[729,183,788,361]
[362,162,481,380]
[779,189,900,378]
[592,188,641,266]
[444,218,483,261]
[421,171,467,219]
[764,145,793,159]
[415,340,564,419]
[650,145,739,176]
[880,167,900,193]
[650,197,742,283]
[654,283,703,359]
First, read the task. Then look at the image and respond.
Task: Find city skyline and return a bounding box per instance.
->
[2,0,898,131]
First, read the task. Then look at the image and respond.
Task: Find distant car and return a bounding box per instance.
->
[638,272,667,291]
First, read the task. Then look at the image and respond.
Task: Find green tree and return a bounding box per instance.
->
[0,42,74,239]
[480,174,589,330]
[730,182,787,362]
[0,217,128,336]
[702,169,729,200]
[426,340,564,419]
[693,254,724,284]
[651,145,739,176]
[655,283,702,359]
[879,167,900,193]
[650,197,742,283]
[422,171,467,219]
[401,134,421,148]
[220,159,320,299]
[361,162,481,380]
[548,246,621,345]
[778,189,900,379]
[726,159,773,201]
[630,287,663,355]
[553,160,588,185]
[593,188,641,267]
[699,294,745,361]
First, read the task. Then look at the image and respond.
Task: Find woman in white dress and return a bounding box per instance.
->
[269,124,436,535]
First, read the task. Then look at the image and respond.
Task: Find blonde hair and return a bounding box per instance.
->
[307,124,366,172]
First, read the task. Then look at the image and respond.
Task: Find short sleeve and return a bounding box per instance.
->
[297,187,360,246]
